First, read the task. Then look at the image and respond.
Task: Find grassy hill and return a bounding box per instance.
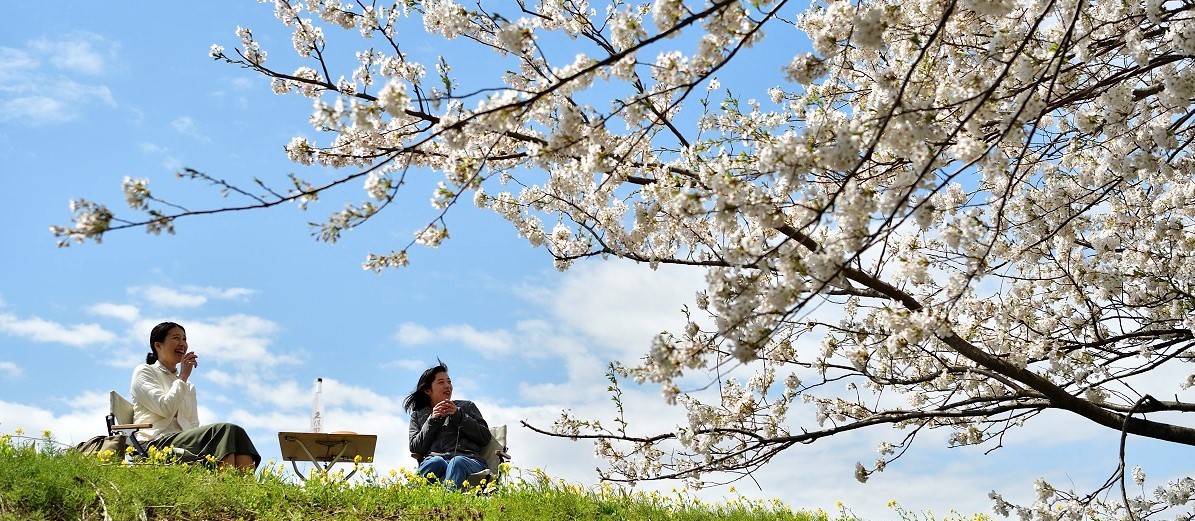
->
[0,431,842,521]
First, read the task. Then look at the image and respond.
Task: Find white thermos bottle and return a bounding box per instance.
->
[311,377,324,433]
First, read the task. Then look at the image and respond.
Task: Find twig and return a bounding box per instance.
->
[1119,394,1162,521]
[83,480,112,521]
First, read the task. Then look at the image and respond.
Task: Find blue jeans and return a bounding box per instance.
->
[417,455,487,489]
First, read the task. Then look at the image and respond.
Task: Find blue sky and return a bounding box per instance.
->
[3,2,1194,519]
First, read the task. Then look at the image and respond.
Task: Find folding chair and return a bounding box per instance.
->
[106,390,151,459]
[106,390,200,463]
[463,424,511,489]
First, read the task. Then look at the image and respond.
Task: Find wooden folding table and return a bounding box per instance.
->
[278,431,377,481]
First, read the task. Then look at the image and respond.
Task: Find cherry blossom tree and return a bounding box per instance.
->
[53,0,1195,518]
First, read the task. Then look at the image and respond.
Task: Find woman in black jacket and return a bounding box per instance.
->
[404,361,491,488]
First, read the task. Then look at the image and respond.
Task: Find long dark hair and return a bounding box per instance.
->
[147,321,184,365]
[402,360,448,413]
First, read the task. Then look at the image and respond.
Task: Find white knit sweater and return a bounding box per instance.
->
[130,362,200,441]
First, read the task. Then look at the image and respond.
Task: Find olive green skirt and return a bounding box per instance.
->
[150,422,260,468]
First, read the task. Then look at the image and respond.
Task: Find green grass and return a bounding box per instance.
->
[0,431,846,521]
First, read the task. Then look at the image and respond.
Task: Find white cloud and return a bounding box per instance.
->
[205,370,307,410]
[389,261,708,407]
[0,91,112,125]
[172,116,194,133]
[511,320,609,404]
[231,77,256,91]
[58,80,115,105]
[0,361,21,380]
[0,392,109,446]
[133,285,254,309]
[395,323,434,344]
[0,34,118,125]
[381,358,429,372]
[29,33,114,76]
[87,302,139,322]
[137,285,208,308]
[396,262,701,393]
[0,97,67,123]
[189,285,256,301]
[441,324,512,352]
[169,314,286,365]
[536,260,705,361]
[138,142,168,154]
[453,260,707,404]
[123,311,288,369]
[162,156,182,171]
[105,348,147,370]
[0,313,116,346]
[0,47,36,83]
[395,323,513,355]
[171,116,210,142]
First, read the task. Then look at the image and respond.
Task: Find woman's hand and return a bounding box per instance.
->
[431,399,457,419]
[179,351,199,382]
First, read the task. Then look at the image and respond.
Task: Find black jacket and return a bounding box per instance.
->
[409,400,491,462]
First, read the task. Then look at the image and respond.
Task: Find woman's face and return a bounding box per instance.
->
[153,326,188,370]
[424,371,452,404]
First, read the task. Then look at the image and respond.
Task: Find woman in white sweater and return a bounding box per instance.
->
[130,321,259,471]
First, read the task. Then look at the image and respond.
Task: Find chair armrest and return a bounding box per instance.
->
[111,423,153,430]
